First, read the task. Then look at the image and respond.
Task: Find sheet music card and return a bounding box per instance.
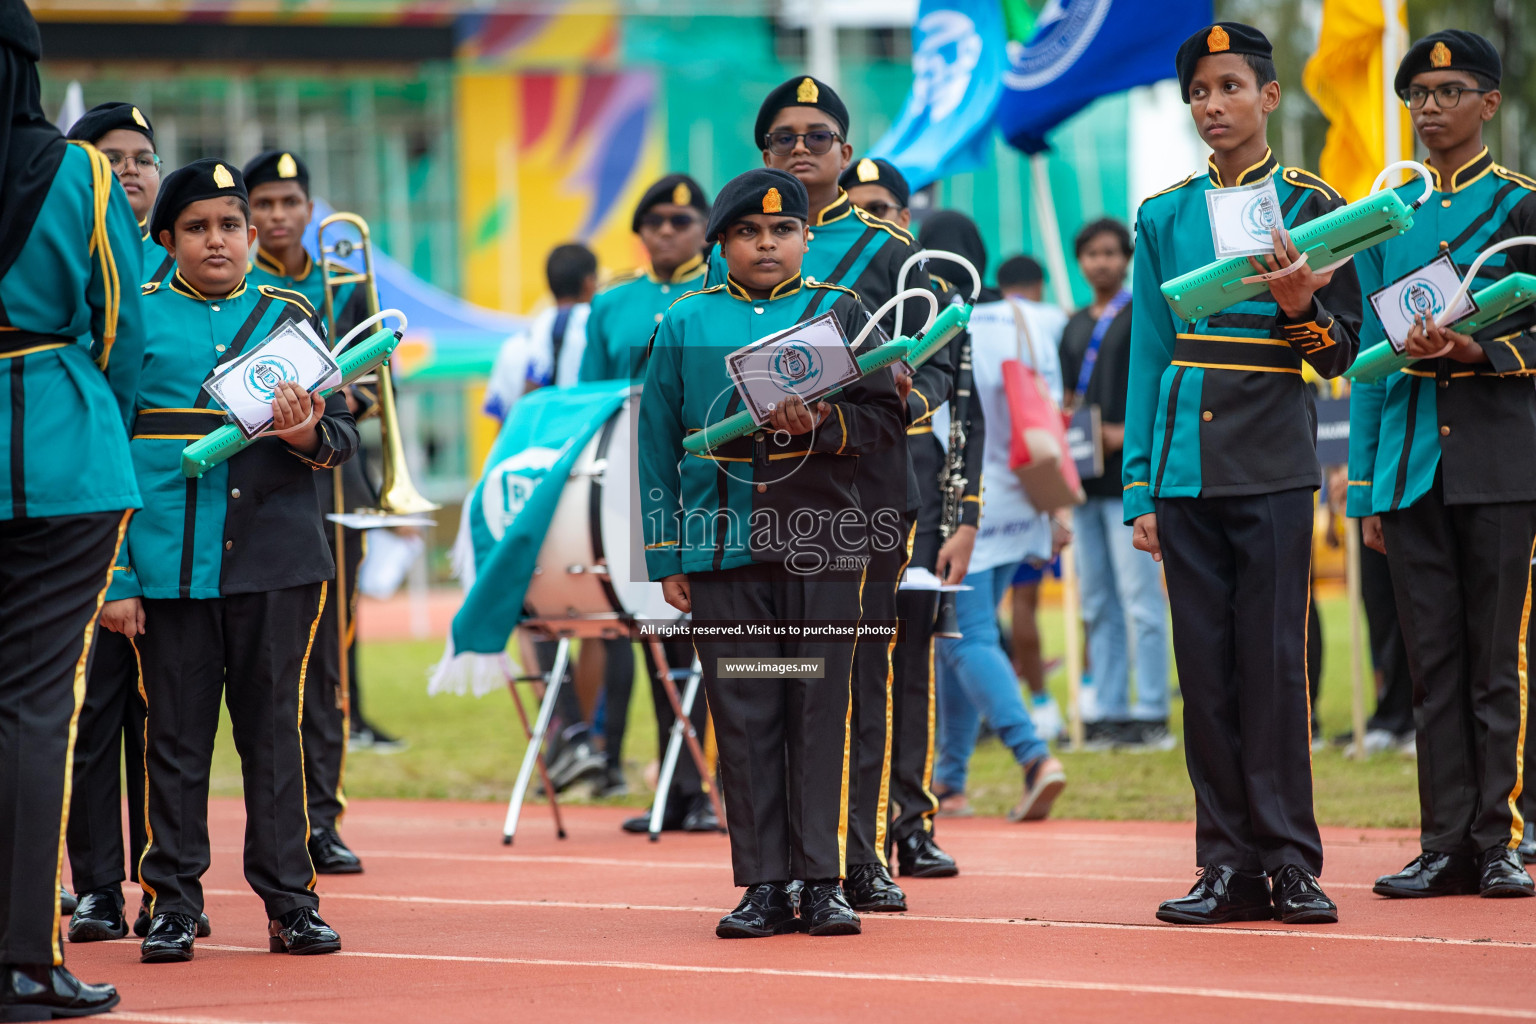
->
[726,311,861,427]
[204,320,341,439]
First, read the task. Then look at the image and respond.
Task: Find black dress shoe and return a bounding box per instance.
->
[1518,823,1536,865]
[1372,851,1479,898]
[1270,864,1338,924]
[140,912,198,963]
[844,863,907,912]
[67,887,127,943]
[1479,845,1536,898]
[0,964,118,1020]
[801,880,861,936]
[622,804,685,834]
[894,831,958,878]
[715,883,802,939]
[1156,865,1272,925]
[57,888,77,917]
[269,907,341,955]
[134,900,210,938]
[309,826,364,874]
[681,794,722,833]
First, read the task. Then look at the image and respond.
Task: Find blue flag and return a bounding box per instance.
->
[431,381,631,695]
[997,0,1212,154]
[866,0,1010,191]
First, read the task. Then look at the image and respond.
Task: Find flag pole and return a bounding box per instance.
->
[1381,0,1403,170]
[1028,153,1076,313]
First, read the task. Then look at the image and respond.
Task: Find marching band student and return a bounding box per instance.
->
[1123,22,1360,926]
[66,101,168,283]
[57,101,163,944]
[0,1,143,1013]
[842,161,984,878]
[578,174,719,828]
[99,159,355,963]
[1348,30,1536,899]
[754,76,948,914]
[640,168,905,938]
[243,148,369,876]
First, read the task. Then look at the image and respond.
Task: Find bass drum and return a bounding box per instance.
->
[523,389,681,630]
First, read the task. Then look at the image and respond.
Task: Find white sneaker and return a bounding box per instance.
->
[1078,683,1101,724]
[1361,728,1398,755]
[1030,696,1067,744]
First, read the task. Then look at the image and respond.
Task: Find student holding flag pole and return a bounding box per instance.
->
[1346,31,1536,898]
[1123,22,1362,927]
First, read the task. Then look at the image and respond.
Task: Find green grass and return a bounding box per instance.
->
[209,593,1422,829]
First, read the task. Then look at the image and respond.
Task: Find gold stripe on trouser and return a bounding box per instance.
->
[1507,534,1536,847]
[873,525,917,867]
[1302,512,1315,774]
[920,637,939,833]
[131,635,156,913]
[704,715,718,787]
[335,533,364,825]
[837,567,869,880]
[298,583,328,890]
[51,509,131,964]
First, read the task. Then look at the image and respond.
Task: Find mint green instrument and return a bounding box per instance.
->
[180,326,401,478]
[1345,272,1536,384]
[681,302,970,456]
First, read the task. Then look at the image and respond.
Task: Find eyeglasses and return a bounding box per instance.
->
[1401,84,1491,110]
[640,211,699,232]
[854,200,902,221]
[102,151,162,174]
[763,130,841,157]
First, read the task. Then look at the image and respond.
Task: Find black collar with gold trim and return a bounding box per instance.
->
[139,219,150,243]
[650,252,706,285]
[253,246,314,282]
[724,274,803,302]
[1426,148,1493,194]
[170,270,249,303]
[813,191,854,227]
[1207,148,1279,188]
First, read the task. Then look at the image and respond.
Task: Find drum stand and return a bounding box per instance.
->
[500,623,721,845]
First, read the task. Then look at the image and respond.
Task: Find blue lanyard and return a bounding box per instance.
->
[1074,289,1130,402]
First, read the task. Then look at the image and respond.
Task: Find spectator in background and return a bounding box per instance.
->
[1059,218,1172,752]
[995,255,1072,742]
[483,242,599,422]
[932,248,1068,823]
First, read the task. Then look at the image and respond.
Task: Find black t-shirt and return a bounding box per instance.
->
[1058,300,1132,499]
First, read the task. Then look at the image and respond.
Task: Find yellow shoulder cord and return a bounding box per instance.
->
[67,142,121,369]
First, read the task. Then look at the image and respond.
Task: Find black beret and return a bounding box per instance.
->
[1394,30,1501,96]
[1175,23,1272,102]
[631,173,710,233]
[838,157,910,209]
[705,168,808,241]
[753,76,849,151]
[242,149,309,193]
[148,157,247,242]
[66,102,154,147]
[0,0,41,62]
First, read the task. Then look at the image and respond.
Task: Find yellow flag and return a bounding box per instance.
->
[1303,0,1412,201]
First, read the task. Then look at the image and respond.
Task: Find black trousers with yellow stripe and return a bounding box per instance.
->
[1156,489,1324,876]
[137,584,325,920]
[0,510,126,965]
[66,629,148,894]
[888,527,942,848]
[304,524,363,831]
[1381,475,1536,855]
[846,534,909,870]
[688,563,863,888]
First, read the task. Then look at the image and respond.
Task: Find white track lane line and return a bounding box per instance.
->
[202,888,1535,950]
[173,943,1536,1019]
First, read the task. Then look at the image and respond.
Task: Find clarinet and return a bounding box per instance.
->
[933,331,972,639]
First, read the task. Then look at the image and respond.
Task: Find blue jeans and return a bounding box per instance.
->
[934,562,1050,794]
[1073,495,1171,721]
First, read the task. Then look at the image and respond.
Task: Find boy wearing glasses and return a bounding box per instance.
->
[753,76,951,915]
[1348,30,1536,899]
[640,168,904,937]
[578,174,719,829]
[1124,23,1361,926]
[67,101,171,284]
[60,100,163,945]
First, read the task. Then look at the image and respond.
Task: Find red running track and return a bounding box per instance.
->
[63,800,1536,1023]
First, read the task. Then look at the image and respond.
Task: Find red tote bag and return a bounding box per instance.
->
[1001,299,1084,513]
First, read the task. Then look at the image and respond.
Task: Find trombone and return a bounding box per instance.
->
[318,211,440,517]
